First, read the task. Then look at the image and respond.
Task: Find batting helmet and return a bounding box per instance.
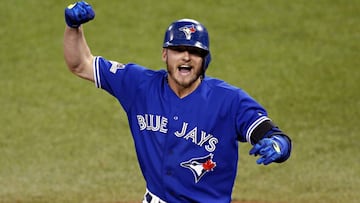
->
[163,19,211,72]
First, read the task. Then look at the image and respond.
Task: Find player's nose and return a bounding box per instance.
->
[182,51,190,61]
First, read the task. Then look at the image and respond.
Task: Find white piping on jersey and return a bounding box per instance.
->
[246,116,270,143]
[93,56,101,88]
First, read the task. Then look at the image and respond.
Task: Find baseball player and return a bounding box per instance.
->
[63,1,292,203]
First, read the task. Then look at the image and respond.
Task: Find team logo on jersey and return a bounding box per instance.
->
[179,24,196,40]
[180,153,216,183]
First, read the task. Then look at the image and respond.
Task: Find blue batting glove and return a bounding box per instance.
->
[249,135,289,165]
[65,1,95,28]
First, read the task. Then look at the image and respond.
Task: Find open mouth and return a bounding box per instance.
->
[178,65,192,73]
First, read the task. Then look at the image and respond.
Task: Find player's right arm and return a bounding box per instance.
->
[63,1,95,82]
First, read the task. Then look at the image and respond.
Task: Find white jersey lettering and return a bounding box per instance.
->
[184,127,198,143]
[137,114,168,133]
[205,138,218,152]
[174,122,188,137]
[175,122,218,152]
[198,131,213,147]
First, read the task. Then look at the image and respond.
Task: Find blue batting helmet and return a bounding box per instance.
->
[163,19,211,72]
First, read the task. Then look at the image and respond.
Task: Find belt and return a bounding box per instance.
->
[142,189,166,203]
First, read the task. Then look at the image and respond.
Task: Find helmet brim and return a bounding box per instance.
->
[163,39,209,53]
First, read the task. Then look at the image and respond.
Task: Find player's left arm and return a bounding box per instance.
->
[248,120,292,165]
[63,1,96,82]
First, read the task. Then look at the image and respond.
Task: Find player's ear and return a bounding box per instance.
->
[161,48,167,62]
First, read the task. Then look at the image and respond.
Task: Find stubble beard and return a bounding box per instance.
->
[167,64,203,89]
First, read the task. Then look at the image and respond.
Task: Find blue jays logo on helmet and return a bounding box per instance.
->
[179,24,196,40]
[163,19,212,72]
[180,153,216,183]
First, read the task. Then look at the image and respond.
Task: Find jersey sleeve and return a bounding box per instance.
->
[234,89,271,143]
[92,56,145,112]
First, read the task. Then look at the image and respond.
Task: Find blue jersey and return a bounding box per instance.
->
[93,56,271,203]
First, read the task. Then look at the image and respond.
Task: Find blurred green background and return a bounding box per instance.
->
[0,0,359,202]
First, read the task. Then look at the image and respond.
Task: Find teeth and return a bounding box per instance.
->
[179,65,191,70]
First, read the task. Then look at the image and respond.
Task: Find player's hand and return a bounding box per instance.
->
[65,1,95,28]
[249,136,286,165]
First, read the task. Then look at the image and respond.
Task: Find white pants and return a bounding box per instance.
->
[142,188,167,203]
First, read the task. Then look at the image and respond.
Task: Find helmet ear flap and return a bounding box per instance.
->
[203,53,211,72]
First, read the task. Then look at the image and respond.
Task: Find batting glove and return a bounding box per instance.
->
[249,135,291,165]
[65,1,95,28]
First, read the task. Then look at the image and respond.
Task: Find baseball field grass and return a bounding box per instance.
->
[0,0,359,202]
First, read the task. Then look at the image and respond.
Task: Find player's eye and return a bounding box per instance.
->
[187,48,207,57]
[169,46,207,57]
[169,46,187,52]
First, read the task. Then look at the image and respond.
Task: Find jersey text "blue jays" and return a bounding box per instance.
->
[137,114,218,152]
